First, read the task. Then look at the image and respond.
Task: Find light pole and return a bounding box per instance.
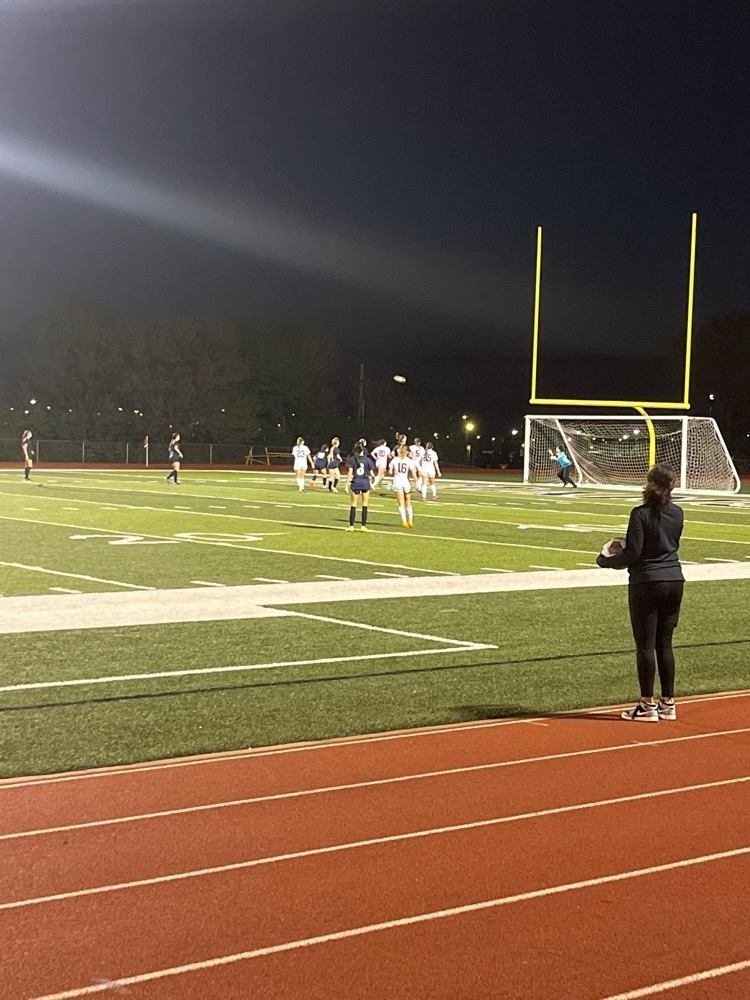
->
[464,420,475,463]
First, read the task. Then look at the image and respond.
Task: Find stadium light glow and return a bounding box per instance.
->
[0,129,506,323]
[393,374,407,384]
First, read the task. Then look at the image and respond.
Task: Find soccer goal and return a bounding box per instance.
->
[523,415,741,494]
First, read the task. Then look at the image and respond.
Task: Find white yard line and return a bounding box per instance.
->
[0,561,153,592]
[481,567,514,573]
[0,513,455,578]
[190,581,226,588]
[48,587,82,595]
[2,563,750,635]
[253,577,290,584]
[0,647,485,694]
[6,730,749,841]
[315,574,350,580]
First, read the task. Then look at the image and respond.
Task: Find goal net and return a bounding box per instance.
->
[524,415,740,493]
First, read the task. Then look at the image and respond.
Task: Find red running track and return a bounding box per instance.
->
[3,691,750,1000]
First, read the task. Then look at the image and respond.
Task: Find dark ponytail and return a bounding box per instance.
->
[643,464,676,511]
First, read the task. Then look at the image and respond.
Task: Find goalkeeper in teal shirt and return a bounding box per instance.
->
[549,446,577,487]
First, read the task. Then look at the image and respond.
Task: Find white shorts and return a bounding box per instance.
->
[420,463,436,478]
[293,461,308,472]
[392,477,412,494]
[375,461,388,472]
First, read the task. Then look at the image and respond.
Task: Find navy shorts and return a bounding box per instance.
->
[350,482,371,495]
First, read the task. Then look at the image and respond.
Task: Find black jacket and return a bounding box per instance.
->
[596,501,684,584]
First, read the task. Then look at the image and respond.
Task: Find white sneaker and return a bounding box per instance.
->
[657,699,677,721]
[621,701,659,722]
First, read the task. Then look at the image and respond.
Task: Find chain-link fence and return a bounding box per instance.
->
[1,438,257,465]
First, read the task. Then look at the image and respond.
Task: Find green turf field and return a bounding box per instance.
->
[1,469,749,777]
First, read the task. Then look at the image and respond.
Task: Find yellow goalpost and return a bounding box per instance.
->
[529,213,698,466]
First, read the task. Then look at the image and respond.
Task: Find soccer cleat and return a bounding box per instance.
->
[360,526,371,532]
[402,521,409,528]
[657,699,677,721]
[345,525,355,532]
[620,701,659,722]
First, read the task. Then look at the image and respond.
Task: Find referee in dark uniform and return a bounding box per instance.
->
[597,465,684,722]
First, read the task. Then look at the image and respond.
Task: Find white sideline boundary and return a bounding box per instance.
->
[2,562,750,634]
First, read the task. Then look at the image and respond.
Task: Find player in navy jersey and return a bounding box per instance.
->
[21,429,34,481]
[345,444,375,531]
[327,437,342,492]
[166,434,183,484]
[310,443,329,489]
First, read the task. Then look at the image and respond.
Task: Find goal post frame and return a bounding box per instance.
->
[529,213,698,412]
[523,414,741,494]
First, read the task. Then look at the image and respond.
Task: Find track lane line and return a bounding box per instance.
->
[4,727,749,840]
[3,775,749,911]
[598,959,750,999]
[23,846,750,1000]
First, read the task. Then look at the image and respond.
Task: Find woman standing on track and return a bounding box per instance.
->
[597,464,684,722]
[389,443,418,528]
[166,433,183,484]
[345,443,375,531]
[326,437,342,492]
[21,429,34,481]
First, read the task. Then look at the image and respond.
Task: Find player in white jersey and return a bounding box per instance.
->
[409,437,425,490]
[371,439,391,487]
[419,441,441,501]
[389,444,418,528]
[291,436,313,491]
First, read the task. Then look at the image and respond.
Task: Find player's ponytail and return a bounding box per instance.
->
[643,464,676,511]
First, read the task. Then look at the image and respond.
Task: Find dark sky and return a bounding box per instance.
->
[0,0,747,354]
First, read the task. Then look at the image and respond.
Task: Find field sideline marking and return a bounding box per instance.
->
[284,610,495,649]
[27,849,750,1000]
[0,560,153,591]
[0,645,493,694]
[5,777,750,914]
[0,513,456,577]
[5,727,749,842]
[598,959,750,999]
[3,691,749,790]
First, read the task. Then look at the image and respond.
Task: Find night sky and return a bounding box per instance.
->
[0,0,747,354]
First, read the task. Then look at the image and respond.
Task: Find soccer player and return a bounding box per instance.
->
[596,465,684,722]
[310,443,329,489]
[409,437,425,491]
[389,443,418,528]
[419,441,441,501]
[549,445,577,487]
[291,436,313,491]
[166,433,183,484]
[371,439,391,487]
[345,443,375,531]
[21,429,34,481]
[326,437,342,492]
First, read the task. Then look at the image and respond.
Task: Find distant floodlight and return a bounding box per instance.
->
[29,398,37,405]
[511,428,518,436]
[393,374,406,384]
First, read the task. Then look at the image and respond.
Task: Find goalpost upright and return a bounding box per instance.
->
[529,213,698,467]
[524,214,739,493]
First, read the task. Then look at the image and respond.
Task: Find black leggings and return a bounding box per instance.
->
[628,581,684,699]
